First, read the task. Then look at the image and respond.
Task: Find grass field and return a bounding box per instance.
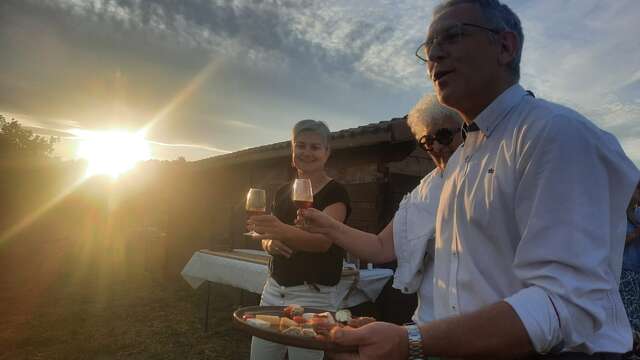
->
[0,232,254,359]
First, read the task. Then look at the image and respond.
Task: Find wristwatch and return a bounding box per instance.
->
[404,324,425,360]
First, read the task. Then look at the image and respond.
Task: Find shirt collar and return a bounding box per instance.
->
[470,84,528,138]
[461,121,480,141]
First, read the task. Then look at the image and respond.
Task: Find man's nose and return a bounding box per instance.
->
[426,44,446,79]
[430,141,446,153]
[428,40,447,60]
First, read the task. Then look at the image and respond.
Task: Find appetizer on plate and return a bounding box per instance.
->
[243,304,376,340]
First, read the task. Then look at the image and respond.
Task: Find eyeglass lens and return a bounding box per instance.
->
[419,25,463,62]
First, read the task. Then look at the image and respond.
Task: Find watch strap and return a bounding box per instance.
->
[405,324,425,360]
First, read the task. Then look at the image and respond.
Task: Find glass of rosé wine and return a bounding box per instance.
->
[292,178,313,226]
[244,188,266,236]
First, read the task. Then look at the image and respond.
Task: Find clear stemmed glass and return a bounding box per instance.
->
[292,179,313,225]
[244,188,266,236]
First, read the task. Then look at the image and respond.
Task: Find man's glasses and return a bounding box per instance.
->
[415,23,501,63]
[418,127,460,152]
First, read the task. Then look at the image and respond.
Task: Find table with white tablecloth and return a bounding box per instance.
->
[181,249,393,328]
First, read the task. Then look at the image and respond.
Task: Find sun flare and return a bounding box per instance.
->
[75,130,151,178]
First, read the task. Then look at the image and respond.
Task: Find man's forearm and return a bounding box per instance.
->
[420,301,534,359]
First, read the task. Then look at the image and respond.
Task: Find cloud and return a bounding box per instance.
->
[0,0,427,157]
[0,0,638,165]
[147,140,230,154]
[514,0,640,164]
[223,120,259,129]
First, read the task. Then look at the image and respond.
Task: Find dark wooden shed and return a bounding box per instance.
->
[156,116,437,323]
[165,117,435,276]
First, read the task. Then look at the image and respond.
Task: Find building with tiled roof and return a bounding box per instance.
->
[167,116,435,272]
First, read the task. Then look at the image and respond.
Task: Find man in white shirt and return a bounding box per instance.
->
[328,1,640,359]
[301,94,463,325]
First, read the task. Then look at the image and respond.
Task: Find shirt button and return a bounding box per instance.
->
[280,293,285,298]
[465,156,470,162]
[452,305,457,310]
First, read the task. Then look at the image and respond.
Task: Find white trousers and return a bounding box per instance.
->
[250,277,339,360]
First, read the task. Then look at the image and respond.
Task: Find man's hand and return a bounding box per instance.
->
[327,322,409,360]
[262,239,292,258]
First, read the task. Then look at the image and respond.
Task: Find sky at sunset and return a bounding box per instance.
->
[1,0,639,164]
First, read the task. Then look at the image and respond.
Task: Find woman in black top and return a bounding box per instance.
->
[248,119,351,360]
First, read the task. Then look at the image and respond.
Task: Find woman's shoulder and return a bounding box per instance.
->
[321,179,349,196]
[316,179,350,208]
[316,179,351,220]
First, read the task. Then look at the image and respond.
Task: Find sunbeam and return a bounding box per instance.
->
[140,57,222,136]
[0,177,88,245]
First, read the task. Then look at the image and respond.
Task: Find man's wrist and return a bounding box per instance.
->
[404,324,425,360]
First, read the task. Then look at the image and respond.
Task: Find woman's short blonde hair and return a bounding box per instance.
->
[407,94,463,136]
[292,119,331,147]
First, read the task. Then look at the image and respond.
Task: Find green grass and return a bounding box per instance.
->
[0,234,253,359]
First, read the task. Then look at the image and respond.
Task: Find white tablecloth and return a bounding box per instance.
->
[181,249,393,308]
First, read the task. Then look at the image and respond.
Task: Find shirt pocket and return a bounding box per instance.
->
[465,158,500,228]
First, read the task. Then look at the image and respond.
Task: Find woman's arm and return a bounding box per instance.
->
[250,202,347,252]
[299,207,397,264]
[262,239,293,258]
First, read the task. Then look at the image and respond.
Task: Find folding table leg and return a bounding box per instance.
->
[204,281,211,332]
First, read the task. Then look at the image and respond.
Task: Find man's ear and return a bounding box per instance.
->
[497,31,518,66]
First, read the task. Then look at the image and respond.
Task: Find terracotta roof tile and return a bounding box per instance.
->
[194,117,410,168]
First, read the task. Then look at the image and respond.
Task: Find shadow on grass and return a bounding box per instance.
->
[0,234,254,359]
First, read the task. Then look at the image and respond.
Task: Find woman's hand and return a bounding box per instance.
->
[296,208,341,236]
[248,214,289,240]
[262,239,293,258]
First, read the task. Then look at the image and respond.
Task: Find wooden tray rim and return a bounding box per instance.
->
[232,305,357,352]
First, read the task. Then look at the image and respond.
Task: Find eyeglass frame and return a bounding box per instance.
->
[415,22,502,63]
[417,127,461,152]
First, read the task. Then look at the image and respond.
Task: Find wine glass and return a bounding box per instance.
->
[292,178,313,225]
[244,188,266,236]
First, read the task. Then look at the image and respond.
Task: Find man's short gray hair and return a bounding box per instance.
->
[434,0,524,81]
[407,94,463,136]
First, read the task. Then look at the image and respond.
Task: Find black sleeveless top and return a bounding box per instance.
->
[269,179,351,287]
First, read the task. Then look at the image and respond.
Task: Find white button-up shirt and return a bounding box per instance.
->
[434,84,639,354]
[393,168,444,325]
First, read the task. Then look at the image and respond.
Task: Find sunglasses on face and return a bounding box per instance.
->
[418,127,460,151]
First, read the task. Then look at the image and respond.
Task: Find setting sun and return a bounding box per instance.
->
[76,130,151,178]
